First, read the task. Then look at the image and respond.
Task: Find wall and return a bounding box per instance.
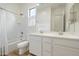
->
[36,7,51,32]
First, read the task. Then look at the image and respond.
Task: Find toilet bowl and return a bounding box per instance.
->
[17,41,29,55]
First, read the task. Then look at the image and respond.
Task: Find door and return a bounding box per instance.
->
[42,37,52,56]
[29,35,42,56]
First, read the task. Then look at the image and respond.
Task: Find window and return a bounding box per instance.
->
[28,7,36,26]
[29,8,36,16]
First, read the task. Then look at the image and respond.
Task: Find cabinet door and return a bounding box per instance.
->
[52,38,79,56]
[53,45,79,56]
[42,37,52,56]
[29,35,42,56]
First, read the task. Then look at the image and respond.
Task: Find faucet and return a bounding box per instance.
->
[58,32,63,35]
[20,32,23,40]
[39,30,44,33]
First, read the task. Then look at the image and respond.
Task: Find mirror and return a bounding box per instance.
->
[36,3,79,33]
[68,3,79,32]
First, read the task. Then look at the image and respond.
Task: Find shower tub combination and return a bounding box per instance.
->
[0,7,29,56]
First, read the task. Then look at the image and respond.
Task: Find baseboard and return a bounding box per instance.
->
[29,53,36,56]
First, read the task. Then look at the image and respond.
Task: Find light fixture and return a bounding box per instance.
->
[36,3,40,6]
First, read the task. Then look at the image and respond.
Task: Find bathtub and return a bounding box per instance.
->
[8,39,26,53]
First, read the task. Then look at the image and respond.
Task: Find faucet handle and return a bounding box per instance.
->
[21,32,23,34]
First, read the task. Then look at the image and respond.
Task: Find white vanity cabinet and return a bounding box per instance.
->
[29,33,79,56]
[29,35,42,56]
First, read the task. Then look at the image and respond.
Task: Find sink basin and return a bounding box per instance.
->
[58,32,63,35]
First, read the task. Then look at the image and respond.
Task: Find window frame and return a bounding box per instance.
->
[28,7,36,26]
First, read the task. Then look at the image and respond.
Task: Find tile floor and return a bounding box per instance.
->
[8,49,31,56]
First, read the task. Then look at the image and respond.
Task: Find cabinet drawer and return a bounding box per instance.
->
[53,45,79,56]
[42,37,52,56]
[53,38,79,49]
[30,48,41,56]
[29,39,41,49]
[43,50,51,56]
[43,43,51,51]
[42,37,51,51]
[43,37,51,44]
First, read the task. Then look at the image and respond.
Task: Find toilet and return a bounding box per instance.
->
[17,41,29,55]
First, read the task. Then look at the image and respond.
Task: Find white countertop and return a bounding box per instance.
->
[29,32,79,40]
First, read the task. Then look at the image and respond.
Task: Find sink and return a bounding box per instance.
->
[58,32,64,35]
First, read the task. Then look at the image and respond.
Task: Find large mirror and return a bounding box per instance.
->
[35,3,79,33]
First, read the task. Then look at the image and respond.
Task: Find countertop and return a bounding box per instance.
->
[29,32,79,40]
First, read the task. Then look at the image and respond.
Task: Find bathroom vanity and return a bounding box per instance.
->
[29,33,79,56]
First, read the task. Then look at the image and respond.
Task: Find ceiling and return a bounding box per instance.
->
[35,3,66,10]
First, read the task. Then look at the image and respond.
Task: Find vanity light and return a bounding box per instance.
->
[36,3,40,6]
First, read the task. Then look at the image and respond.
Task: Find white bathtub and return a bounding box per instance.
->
[8,39,26,53]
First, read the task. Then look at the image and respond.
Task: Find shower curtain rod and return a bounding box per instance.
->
[0,7,19,15]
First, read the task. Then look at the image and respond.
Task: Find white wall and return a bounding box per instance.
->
[36,7,51,32]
